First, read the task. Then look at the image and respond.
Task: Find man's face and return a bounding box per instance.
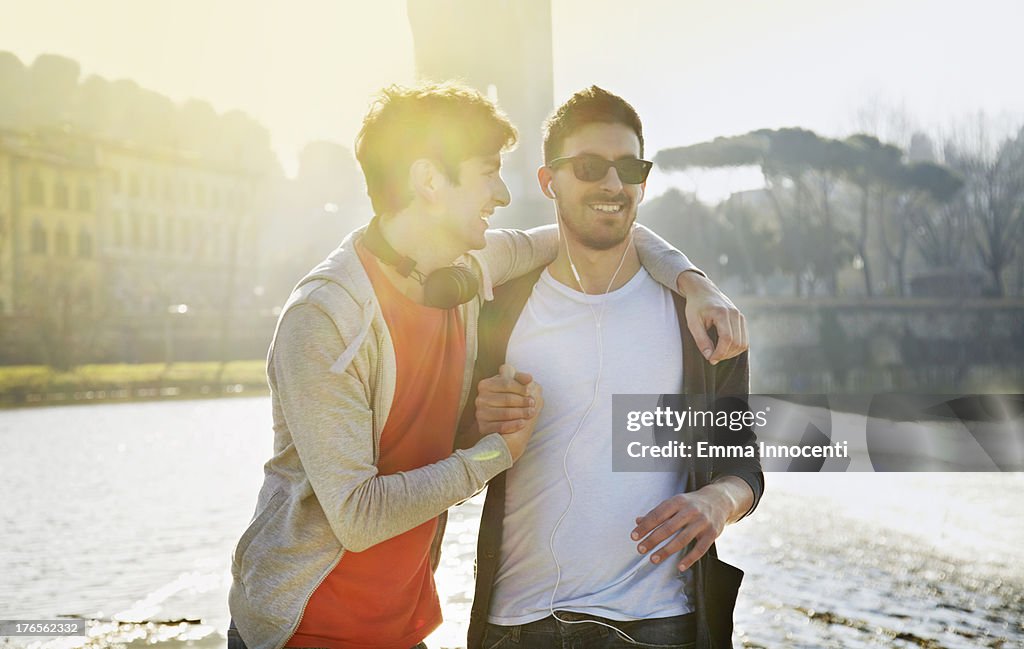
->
[435,152,511,251]
[547,122,645,251]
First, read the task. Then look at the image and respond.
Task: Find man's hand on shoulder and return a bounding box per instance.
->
[676,271,748,364]
[474,364,544,462]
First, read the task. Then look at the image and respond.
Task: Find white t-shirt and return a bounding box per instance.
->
[489,267,692,625]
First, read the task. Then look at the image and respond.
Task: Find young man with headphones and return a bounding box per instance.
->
[462,87,764,649]
[227,82,748,649]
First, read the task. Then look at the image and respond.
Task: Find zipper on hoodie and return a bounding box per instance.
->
[279,325,386,649]
[371,332,385,460]
[277,544,345,649]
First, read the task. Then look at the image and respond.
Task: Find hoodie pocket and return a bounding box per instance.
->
[231,490,286,578]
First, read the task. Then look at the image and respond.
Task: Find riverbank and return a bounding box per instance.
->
[0,362,269,408]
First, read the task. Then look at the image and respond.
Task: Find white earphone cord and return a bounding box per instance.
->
[547,198,642,643]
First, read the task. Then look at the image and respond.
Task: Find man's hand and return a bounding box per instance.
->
[676,271,747,365]
[475,364,543,462]
[631,476,753,572]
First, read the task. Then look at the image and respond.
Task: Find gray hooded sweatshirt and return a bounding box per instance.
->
[228,224,695,649]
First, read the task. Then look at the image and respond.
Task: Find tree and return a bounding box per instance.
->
[23,260,103,371]
[27,54,81,127]
[907,134,971,271]
[945,125,1024,296]
[641,189,718,272]
[715,195,783,295]
[657,129,856,296]
[77,74,114,134]
[0,51,28,127]
[838,134,903,296]
[880,161,963,295]
[659,128,964,298]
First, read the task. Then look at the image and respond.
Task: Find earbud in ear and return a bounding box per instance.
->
[547,182,557,199]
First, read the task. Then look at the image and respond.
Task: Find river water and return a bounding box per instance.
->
[1,398,1021,648]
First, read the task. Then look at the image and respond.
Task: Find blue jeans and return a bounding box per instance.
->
[227,620,427,649]
[481,612,696,649]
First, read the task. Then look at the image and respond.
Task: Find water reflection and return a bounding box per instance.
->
[0,399,1021,648]
[0,398,270,633]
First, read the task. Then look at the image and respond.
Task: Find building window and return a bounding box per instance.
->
[181,219,191,253]
[164,215,174,252]
[197,224,208,259]
[28,173,45,206]
[214,226,223,257]
[131,213,141,248]
[30,220,47,254]
[55,226,70,256]
[77,185,93,211]
[244,222,258,258]
[78,287,93,315]
[78,230,94,258]
[112,212,123,247]
[54,178,70,209]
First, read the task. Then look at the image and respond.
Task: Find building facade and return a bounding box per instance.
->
[1,129,102,320]
[0,127,267,364]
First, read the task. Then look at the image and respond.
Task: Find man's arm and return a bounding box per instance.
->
[676,272,748,365]
[273,303,519,552]
[631,351,763,572]
[629,476,754,573]
[478,224,748,360]
[473,225,559,292]
[634,225,748,362]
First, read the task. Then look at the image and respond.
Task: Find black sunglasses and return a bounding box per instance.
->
[548,154,653,184]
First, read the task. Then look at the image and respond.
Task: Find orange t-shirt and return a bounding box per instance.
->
[288,244,466,649]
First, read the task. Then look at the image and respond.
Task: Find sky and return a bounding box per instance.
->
[2,0,1022,201]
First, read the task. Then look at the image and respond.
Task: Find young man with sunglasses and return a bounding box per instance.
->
[462,87,763,649]
[227,82,748,649]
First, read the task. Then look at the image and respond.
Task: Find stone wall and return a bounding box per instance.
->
[741,297,1024,392]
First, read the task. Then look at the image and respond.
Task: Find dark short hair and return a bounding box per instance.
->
[355,82,518,215]
[543,86,644,164]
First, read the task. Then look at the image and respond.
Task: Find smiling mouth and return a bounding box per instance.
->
[588,202,625,214]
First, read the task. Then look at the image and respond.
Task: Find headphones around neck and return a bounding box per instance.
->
[361,218,479,309]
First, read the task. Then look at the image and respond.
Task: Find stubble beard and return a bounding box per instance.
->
[556,196,637,252]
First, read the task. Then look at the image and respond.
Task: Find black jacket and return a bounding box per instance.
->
[457,268,764,649]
